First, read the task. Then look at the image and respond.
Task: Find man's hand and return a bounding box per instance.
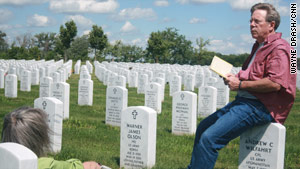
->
[83,161,101,169]
[224,74,240,91]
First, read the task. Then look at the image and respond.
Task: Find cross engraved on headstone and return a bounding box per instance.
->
[42,101,47,110]
[56,83,59,89]
[205,87,208,93]
[83,80,85,84]
[132,110,138,119]
[113,88,117,94]
[150,84,153,89]
[180,93,185,100]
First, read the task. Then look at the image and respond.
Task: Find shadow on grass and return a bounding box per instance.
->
[114,156,120,166]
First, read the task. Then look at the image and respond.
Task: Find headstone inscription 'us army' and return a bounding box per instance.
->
[120,106,157,169]
[238,123,286,169]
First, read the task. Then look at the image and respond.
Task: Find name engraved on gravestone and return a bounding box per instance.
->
[238,123,286,169]
[172,91,197,135]
[106,86,128,127]
[120,106,157,169]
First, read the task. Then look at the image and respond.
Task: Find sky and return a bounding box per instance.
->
[0,0,298,55]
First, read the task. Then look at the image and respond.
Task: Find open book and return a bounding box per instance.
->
[209,56,233,78]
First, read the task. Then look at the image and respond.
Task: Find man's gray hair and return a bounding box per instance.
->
[251,3,281,30]
[1,107,51,157]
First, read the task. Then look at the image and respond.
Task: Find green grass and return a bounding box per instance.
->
[0,73,299,169]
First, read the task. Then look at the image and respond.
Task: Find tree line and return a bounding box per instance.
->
[1,20,298,67]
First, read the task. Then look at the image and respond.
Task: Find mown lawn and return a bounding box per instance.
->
[0,72,299,169]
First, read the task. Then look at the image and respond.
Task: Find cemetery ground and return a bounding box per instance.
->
[0,73,299,169]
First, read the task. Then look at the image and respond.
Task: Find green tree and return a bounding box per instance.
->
[146,27,193,64]
[110,40,122,61]
[69,35,89,61]
[34,32,56,60]
[146,31,169,63]
[88,25,108,61]
[194,37,210,65]
[28,46,41,60]
[0,30,8,52]
[121,44,144,62]
[59,20,77,61]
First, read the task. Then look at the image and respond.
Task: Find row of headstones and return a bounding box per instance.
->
[10,95,284,169]
[0,59,72,91]
[0,59,72,122]
[94,61,232,108]
[94,61,238,90]
[95,61,241,82]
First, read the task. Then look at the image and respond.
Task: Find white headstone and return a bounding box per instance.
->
[129,71,138,88]
[74,61,81,74]
[120,106,157,169]
[20,70,31,92]
[51,72,61,83]
[195,71,204,88]
[8,67,16,75]
[0,69,5,89]
[206,77,218,87]
[198,86,217,117]
[113,75,126,88]
[39,77,53,98]
[80,71,91,80]
[31,68,39,85]
[169,75,182,96]
[137,74,148,94]
[52,82,70,119]
[152,77,165,102]
[216,79,230,109]
[172,91,197,135]
[39,67,45,79]
[5,74,18,98]
[145,82,162,114]
[238,123,286,169]
[296,73,300,90]
[106,86,128,127]
[34,97,63,153]
[86,61,93,74]
[203,68,212,85]
[0,143,38,169]
[184,74,195,91]
[78,78,94,106]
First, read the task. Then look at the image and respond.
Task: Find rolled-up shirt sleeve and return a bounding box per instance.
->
[265,46,290,89]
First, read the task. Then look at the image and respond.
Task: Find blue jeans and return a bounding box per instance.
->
[187,96,274,169]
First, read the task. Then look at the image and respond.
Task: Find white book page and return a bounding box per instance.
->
[209,56,233,78]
